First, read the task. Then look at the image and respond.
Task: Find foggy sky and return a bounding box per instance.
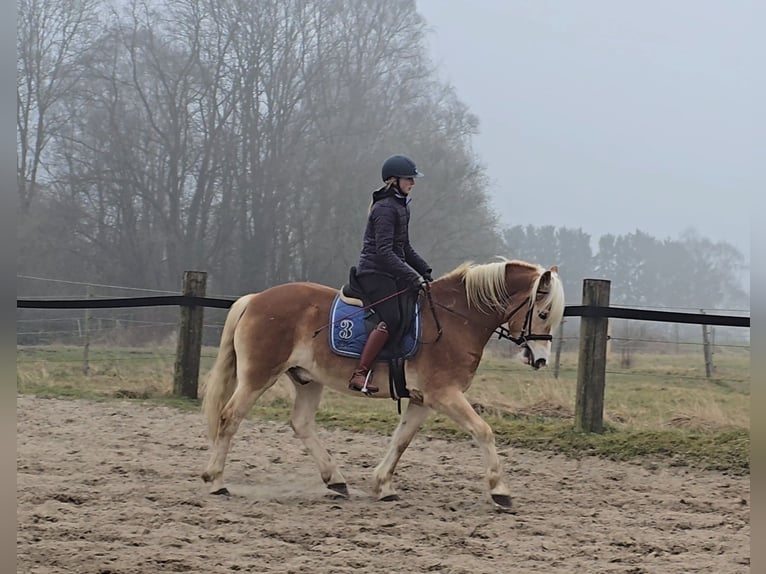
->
[416,0,760,262]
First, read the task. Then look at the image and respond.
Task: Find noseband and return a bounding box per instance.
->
[495,292,553,346]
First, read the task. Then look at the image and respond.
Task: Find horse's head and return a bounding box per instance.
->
[507,264,565,370]
[455,259,565,369]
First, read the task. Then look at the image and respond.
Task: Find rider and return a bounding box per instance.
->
[348,154,433,393]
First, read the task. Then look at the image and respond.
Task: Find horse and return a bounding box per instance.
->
[201,258,565,510]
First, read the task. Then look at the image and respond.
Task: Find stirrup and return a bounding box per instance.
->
[349,370,378,395]
[360,370,377,395]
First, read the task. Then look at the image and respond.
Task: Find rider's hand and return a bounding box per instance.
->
[411,275,428,292]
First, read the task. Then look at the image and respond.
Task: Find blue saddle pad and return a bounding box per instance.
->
[328,294,420,361]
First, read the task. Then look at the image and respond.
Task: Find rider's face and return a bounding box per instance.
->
[398,177,415,195]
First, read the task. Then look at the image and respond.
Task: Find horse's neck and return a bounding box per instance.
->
[433,281,506,333]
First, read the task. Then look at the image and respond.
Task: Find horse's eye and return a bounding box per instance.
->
[538,311,548,320]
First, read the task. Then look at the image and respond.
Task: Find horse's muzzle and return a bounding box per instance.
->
[523,346,547,370]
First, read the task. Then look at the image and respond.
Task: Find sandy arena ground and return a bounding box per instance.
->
[17,395,750,573]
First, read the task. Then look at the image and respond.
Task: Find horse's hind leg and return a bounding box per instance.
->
[202,373,276,494]
[287,374,348,496]
[430,390,513,510]
[372,400,430,501]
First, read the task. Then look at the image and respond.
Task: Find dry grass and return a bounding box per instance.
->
[467,370,575,420]
[16,346,177,399]
[662,396,751,431]
[463,348,749,432]
[17,345,749,433]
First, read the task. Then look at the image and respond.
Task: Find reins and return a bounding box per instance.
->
[433,290,553,346]
[416,283,443,344]
[433,298,525,342]
[312,282,551,347]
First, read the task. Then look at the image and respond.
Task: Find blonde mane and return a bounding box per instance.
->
[444,258,530,313]
[444,258,565,323]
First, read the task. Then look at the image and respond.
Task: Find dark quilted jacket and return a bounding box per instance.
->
[356,187,431,285]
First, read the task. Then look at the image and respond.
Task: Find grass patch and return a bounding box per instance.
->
[240,400,749,475]
[17,344,750,473]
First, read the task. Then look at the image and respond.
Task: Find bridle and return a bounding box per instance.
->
[493,290,553,346]
[428,286,553,347]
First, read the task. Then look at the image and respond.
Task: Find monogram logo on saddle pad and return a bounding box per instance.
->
[328,294,420,361]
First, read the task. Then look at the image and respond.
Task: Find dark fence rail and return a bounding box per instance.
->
[564,305,749,327]
[17,295,235,310]
[17,295,751,328]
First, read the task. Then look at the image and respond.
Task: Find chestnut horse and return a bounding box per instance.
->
[201,258,565,510]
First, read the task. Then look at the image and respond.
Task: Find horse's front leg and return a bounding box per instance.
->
[372,400,430,501]
[430,390,513,510]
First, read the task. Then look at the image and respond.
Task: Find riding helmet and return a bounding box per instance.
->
[381,155,424,181]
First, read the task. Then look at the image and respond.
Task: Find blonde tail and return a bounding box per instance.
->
[201,294,253,441]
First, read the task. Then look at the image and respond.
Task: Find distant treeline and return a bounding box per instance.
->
[502,226,748,310]
[18,0,500,297]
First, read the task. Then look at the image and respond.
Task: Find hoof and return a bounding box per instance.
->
[327,483,349,498]
[491,494,513,510]
[380,494,400,502]
[211,487,230,496]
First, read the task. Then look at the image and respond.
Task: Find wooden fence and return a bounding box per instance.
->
[17,271,750,433]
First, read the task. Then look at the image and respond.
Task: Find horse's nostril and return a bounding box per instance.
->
[534,358,547,369]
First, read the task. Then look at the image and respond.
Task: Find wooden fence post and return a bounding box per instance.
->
[552,319,564,379]
[173,270,207,399]
[701,310,714,378]
[82,285,92,375]
[575,279,611,433]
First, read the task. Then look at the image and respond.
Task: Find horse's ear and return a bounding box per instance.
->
[550,265,559,274]
[539,269,552,288]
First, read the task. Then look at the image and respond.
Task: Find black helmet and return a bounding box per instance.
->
[381,155,424,181]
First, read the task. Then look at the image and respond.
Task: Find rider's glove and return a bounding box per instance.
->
[411,274,428,292]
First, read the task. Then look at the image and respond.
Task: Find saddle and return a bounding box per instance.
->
[329,267,420,400]
[339,267,367,308]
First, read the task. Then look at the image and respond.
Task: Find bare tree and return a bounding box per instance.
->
[49,0,242,289]
[17,0,101,212]
[18,0,504,296]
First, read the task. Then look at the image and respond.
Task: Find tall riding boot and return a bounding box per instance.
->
[348,322,389,394]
